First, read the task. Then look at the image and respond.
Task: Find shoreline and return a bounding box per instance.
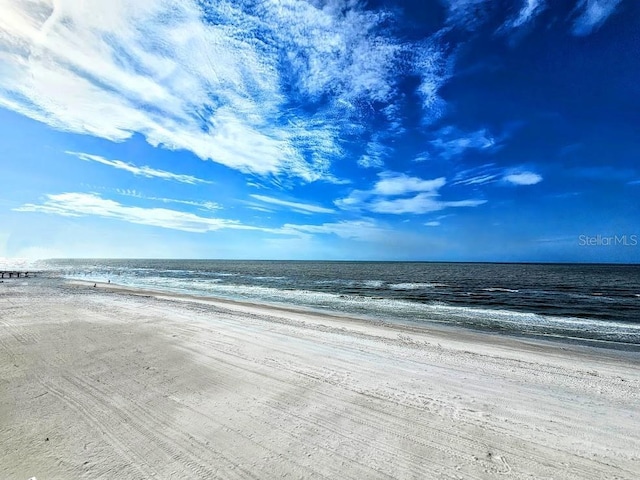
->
[2,278,639,478]
[69,278,640,355]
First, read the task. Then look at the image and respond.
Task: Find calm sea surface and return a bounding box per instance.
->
[38,260,640,348]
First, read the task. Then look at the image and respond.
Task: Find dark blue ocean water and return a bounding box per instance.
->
[39,259,640,348]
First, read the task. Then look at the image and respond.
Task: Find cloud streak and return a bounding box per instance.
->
[373,173,447,196]
[503,172,543,185]
[454,165,543,187]
[116,189,221,210]
[15,193,245,233]
[336,171,486,215]
[369,195,485,215]
[250,195,334,215]
[572,0,623,36]
[444,0,620,37]
[427,127,499,161]
[504,0,546,30]
[281,219,388,242]
[69,152,210,184]
[14,192,384,243]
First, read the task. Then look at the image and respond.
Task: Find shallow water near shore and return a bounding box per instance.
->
[37,259,640,348]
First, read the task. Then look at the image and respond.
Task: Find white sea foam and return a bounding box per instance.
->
[388,282,437,290]
[60,267,640,344]
[482,288,519,293]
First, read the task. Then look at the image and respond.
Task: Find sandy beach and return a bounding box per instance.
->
[1,278,639,479]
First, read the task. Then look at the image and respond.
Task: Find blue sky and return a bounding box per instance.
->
[0,0,638,262]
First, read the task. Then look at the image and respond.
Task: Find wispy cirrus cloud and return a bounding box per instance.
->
[250,194,335,215]
[15,193,245,233]
[0,0,332,180]
[0,0,451,181]
[503,0,547,30]
[426,126,499,161]
[281,219,387,242]
[453,164,500,186]
[14,191,384,242]
[68,152,210,185]
[414,40,454,123]
[455,174,500,186]
[247,205,276,214]
[369,194,485,214]
[273,1,401,107]
[116,189,221,211]
[571,0,623,36]
[358,136,389,169]
[445,0,620,37]
[454,164,543,187]
[336,171,486,215]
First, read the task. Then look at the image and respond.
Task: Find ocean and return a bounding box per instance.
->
[36,259,640,349]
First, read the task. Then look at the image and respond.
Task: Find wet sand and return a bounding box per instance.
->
[1,278,639,479]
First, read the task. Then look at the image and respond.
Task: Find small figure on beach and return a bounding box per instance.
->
[93,283,97,288]
[108,279,110,284]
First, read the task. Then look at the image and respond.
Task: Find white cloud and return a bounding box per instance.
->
[358,139,388,169]
[281,219,387,242]
[0,0,321,179]
[414,41,453,122]
[428,126,498,160]
[425,221,441,227]
[413,153,431,163]
[373,172,447,196]
[0,0,451,180]
[247,206,275,214]
[445,0,617,37]
[572,0,622,36]
[453,164,501,186]
[250,194,335,215]
[503,172,543,185]
[336,171,485,215]
[504,0,546,30]
[69,152,210,184]
[271,0,401,106]
[455,165,543,187]
[370,194,485,214]
[14,192,383,243]
[15,192,256,233]
[334,189,372,210]
[455,174,500,186]
[116,189,221,210]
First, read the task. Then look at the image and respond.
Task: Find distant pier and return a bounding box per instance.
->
[0,271,33,279]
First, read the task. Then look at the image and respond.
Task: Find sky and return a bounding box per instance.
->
[0,0,638,262]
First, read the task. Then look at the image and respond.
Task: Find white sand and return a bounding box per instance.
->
[1,279,639,479]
